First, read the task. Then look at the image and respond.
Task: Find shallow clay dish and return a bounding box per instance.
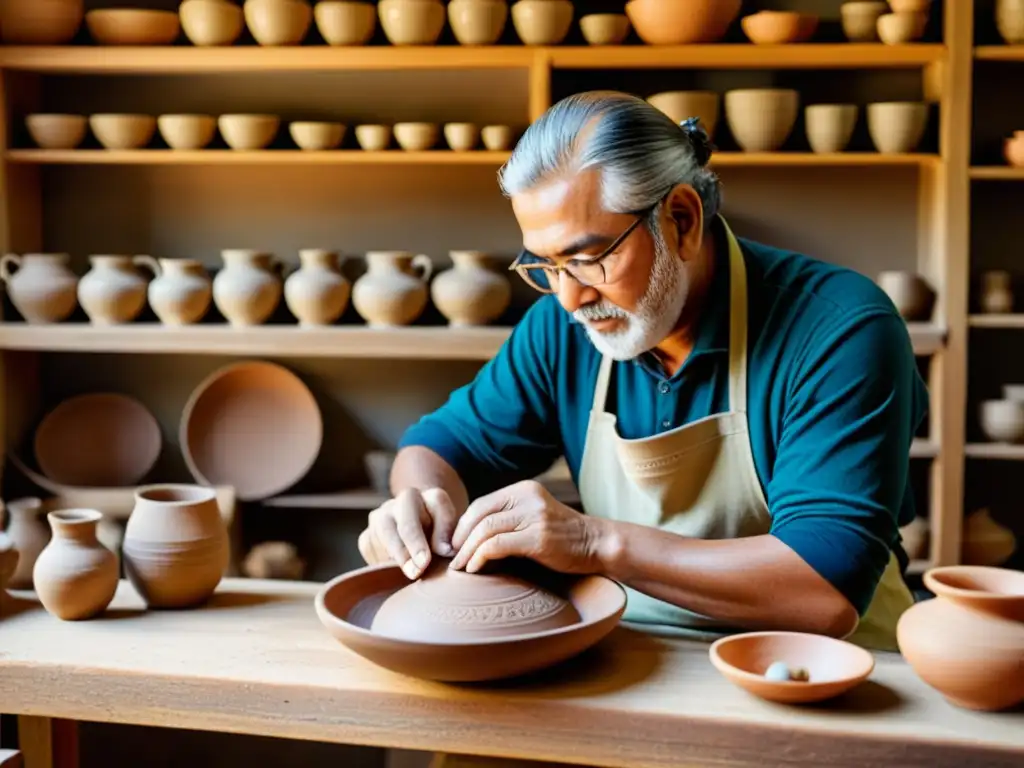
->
[85,8,181,45]
[180,360,322,501]
[315,560,627,682]
[709,631,875,704]
[33,393,162,487]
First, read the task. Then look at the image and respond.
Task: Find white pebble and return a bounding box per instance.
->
[764,661,810,682]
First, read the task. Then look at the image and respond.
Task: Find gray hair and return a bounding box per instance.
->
[497,91,722,230]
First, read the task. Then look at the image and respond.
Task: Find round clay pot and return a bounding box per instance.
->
[579,13,630,45]
[4,497,49,590]
[77,254,160,325]
[876,11,926,44]
[314,0,376,45]
[394,122,439,151]
[996,0,1024,44]
[448,0,508,46]
[284,248,351,326]
[243,0,312,44]
[876,270,935,321]
[430,250,511,326]
[158,114,217,150]
[840,0,887,41]
[1004,131,1024,167]
[218,114,280,150]
[289,121,346,150]
[123,484,230,609]
[511,0,573,45]
[646,91,720,138]
[378,0,445,45]
[805,104,858,154]
[352,251,433,327]
[212,248,282,326]
[85,8,180,45]
[980,269,1014,314]
[355,124,392,150]
[962,509,1017,567]
[724,89,799,153]
[741,11,817,44]
[180,0,245,46]
[148,258,212,325]
[979,399,1024,443]
[867,101,929,153]
[0,0,84,44]
[0,253,79,324]
[89,114,157,150]
[33,509,118,621]
[625,0,740,44]
[897,566,1024,711]
[25,114,87,150]
[443,122,479,151]
[481,124,514,150]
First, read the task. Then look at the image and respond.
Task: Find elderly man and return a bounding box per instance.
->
[358,90,927,652]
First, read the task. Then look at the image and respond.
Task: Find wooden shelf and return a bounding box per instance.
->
[974,45,1024,61]
[969,166,1024,180]
[264,479,581,509]
[964,443,1024,460]
[968,313,1024,328]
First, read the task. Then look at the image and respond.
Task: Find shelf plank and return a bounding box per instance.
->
[964,443,1024,460]
[264,479,581,509]
[974,45,1024,61]
[4,149,512,166]
[968,313,1024,328]
[969,166,1024,180]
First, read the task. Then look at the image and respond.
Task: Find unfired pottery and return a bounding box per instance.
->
[289,121,346,150]
[804,104,858,154]
[877,11,927,44]
[218,114,280,150]
[85,8,180,45]
[579,13,630,45]
[481,124,514,151]
[355,124,392,151]
[0,0,84,44]
[212,249,282,327]
[511,0,573,45]
[1003,131,1024,167]
[242,541,306,580]
[4,497,49,589]
[180,0,245,46]
[448,0,508,45]
[840,1,886,41]
[89,114,157,150]
[443,123,480,151]
[996,0,1024,44]
[430,251,511,326]
[283,248,351,326]
[314,0,377,45]
[352,251,433,327]
[148,258,213,325]
[394,122,439,151]
[867,102,928,154]
[980,270,1013,314]
[961,509,1017,567]
[0,253,79,324]
[741,11,817,44]
[978,399,1024,443]
[876,270,935,321]
[26,114,88,150]
[378,0,445,45]
[158,114,218,150]
[33,509,118,621]
[244,0,312,45]
[624,0,740,44]
[724,89,800,153]
[123,484,230,609]
[897,566,1024,711]
[77,254,160,325]
[646,91,720,138]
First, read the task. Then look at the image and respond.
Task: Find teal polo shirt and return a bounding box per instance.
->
[399,220,929,616]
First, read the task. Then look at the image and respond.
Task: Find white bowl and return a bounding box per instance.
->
[979,399,1024,444]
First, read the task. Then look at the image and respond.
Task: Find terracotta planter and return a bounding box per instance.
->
[212,249,282,326]
[123,484,230,609]
[284,248,351,326]
[996,0,1024,44]
[511,0,573,45]
[646,91,720,138]
[724,89,799,152]
[980,269,1013,314]
[25,114,88,150]
[897,566,1024,711]
[33,509,118,621]
[867,102,929,153]
[0,253,79,324]
[0,0,84,44]
[430,251,511,326]
[180,0,245,46]
[352,251,433,327]
[314,0,376,45]
[378,0,445,45]
[625,0,740,44]
[805,104,858,154]
[78,254,160,325]
[243,0,312,45]
[148,258,212,325]
[448,0,508,46]
[876,270,935,321]
[4,497,49,589]
[840,1,886,41]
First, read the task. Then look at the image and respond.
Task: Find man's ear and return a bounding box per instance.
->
[663,183,704,259]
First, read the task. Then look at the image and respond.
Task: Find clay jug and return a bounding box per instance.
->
[212,249,282,327]
[430,250,511,326]
[351,251,433,327]
[78,254,160,325]
[980,270,1013,314]
[33,508,119,621]
[4,496,49,589]
[122,484,229,608]
[897,566,1024,711]
[0,253,79,323]
[148,258,212,325]
[283,248,351,326]
[996,0,1024,44]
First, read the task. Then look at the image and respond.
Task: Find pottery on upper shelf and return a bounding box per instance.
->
[290,121,346,150]
[805,104,858,154]
[511,0,573,46]
[78,254,161,325]
[877,11,927,44]
[212,248,282,326]
[180,0,246,46]
[444,122,479,151]
[448,0,508,46]
[158,114,218,151]
[378,0,445,45]
[430,250,511,327]
[85,8,180,45]
[148,258,213,325]
[724,89,799,153]
[0,0,84,44]
[244,0,313,45]
[741,11,817,44]
[314,0,377,45]
[0,252,79,324]
[625,0,740,44]
[840,1,887,42]
[25,114,88,150]
[867,102,929,154]
[90,114,157,150]
[283,248,351,326]
[579,12,629,45]
[996,0,1024,44]
[646,91,720,139]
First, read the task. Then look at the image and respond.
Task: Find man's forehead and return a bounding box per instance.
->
[511,169,605,224]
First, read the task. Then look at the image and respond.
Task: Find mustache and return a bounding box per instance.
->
[573,301,630,323]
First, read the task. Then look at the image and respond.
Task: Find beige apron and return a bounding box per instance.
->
[577,219,915,652]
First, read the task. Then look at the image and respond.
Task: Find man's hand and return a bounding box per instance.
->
[448,480,607,575]
[358,487,459,579]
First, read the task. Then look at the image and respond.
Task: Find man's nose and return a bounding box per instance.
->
[556,273,601,313]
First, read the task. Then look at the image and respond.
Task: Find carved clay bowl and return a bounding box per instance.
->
[315,560,626,682]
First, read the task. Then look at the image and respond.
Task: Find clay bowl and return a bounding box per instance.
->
[85,8,181,45]
[290,121,346,150]
[889,0,931,12]
[443,122,479,151]
[805,104,858,154]
[180,0,245,46]
[1003,131,1024,166]
[877,11,926,44]
[25,114,88,150]
[315,560,627,682]
[876,270,935,321]
[579,13,630,45]
[839,1,886,41]
[34,393,162,487]
[724,89,799,153]
[741,11,817,44]
[709,631,875,704]
[481,124,514,151]
[0,0,84,44]
[378,0,446,45]
[448,0,507,46]
[89,114,157,150]
[314,0,376,45]
[511,0,574,45]
[867,101,928,153]
[625,0,740,45]
[394,122,439,151]
[158,114,217,150]
[355,124,392,150]
[979,399,1024,444]
[218,114,280,150]
[646,91,720,138]
[244,0,313,45]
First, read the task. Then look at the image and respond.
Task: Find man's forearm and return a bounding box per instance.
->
[594,519,860,637]
[390,445,470,515]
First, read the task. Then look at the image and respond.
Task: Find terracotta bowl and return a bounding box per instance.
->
[315,561,627,682]
[709,631,875,704]
[290,121,346,150]
[646,91,720,138]
[839,0,886,42]
[85,8,181,45]
[724,89,799,152]
[180,0,245,46]
[741,11,817,44]
[355,124,392,150]
[89,114,157,150]
[244,0,313,45]
[867,101,928,153]
[579,13,630,45]
[979,399,1024,444]
[378,0,445,45]
[1004,132,1024,166]
[877,11,926,44]
[625,0,740,44]
[25,114,88,150]
[180,360,323,501]
[448,0,507,46]
[314,0,376,45]
[158,114,217,150]
[0,0,84,44]
[218,114,280,150]
[394,122,439,151]
[443,122,479,151]
[481,124,514,150]
[511,0,574,45]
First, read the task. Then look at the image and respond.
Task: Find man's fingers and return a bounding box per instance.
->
[451,489,512,550]
[392,490,431,577]
[357,529,375,564]
[465,530,534,574]
[421,487,457,557]
[450,509,523,571]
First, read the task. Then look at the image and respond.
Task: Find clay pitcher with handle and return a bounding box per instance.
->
[148,258,212,325]
[78,254,161,324]
[212,249,282,327]
[430,250,511,326]
[352,251,433,327]
[0,253,79,323]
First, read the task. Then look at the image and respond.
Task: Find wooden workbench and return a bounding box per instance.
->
[0,578,1021,768]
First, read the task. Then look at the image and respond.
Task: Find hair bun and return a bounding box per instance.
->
[679,117,714,167]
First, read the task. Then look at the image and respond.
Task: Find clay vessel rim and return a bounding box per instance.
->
[47,508,103,525]
[580,12,628,19]
[708,630,876,684]
[89,113,156,121]
[159,113,217,120]
[923,565,1024,600]
[134,482,218,506]
[315,562,627,648]
[744,10,804,20]
[27,114,87,121]
[291,121,344,128]
[648,90,719,98]
[87,8,179,19]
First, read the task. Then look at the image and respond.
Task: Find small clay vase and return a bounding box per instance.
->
[897,566,1024,711]
[996,0,1024,44]
[148,258,212,325]
[33,509,119,621]
[78,254,161,325]
[122,484,229,608]
[4,497,50,589]
[430,251,511,326]
[980,270,1013,314]
[212,249,282,327]
[283,248,351,326]
[962,509,1017,567]
[0,253,79,324]
[351,251,433,327]
[876,271,935,321]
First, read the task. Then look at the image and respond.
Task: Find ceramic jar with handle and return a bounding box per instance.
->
[0,253,79,323]
[352,251,433,327]
[148,258,212,325]
[78,254,161,324]
[4,496,49,589]
[284,248,351,326]
[212,249,282,327]
[430,250,511,326]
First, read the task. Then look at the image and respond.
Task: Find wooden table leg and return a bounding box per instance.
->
[16,717,78,768]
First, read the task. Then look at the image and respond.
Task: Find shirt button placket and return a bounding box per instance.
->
[658,380,672,431]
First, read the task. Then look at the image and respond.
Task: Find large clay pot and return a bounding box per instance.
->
[897,566,1024,711]
[448,0,507,45]
[724,89,799,152]
[625,0,740,44]
[33,509,119,621]
[0,253,79,324]
[378,0,445,45]
[148,258,212,326]
[212,249,282,327]
[78,254,160,325]
[430,251,511,326]
[996,0,1024,44]
[122,484,230,609]
[284,249,351,326]
[4,497,49,589]
[510,0,573,45]
[0,0,84,44]
[352,251,433,327]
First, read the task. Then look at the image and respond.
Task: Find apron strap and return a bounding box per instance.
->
[722,219,749,414]
[593,352,614,413]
